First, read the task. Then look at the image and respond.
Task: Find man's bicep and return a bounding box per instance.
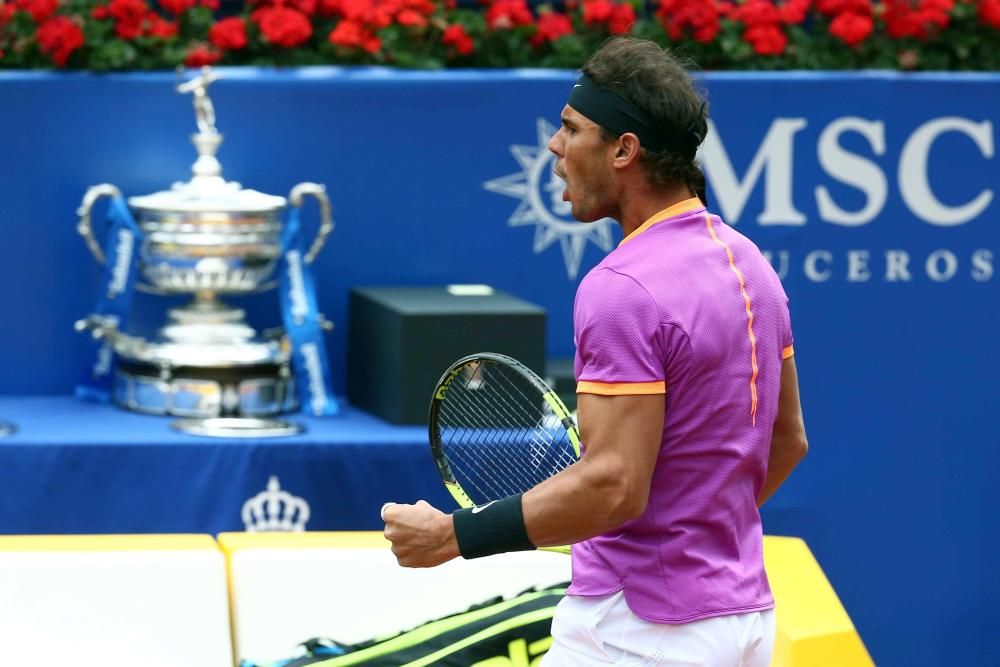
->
[577,392,664,488]
[774,356,806,439]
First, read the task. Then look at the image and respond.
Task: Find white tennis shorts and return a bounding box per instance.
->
[540,591,775,667]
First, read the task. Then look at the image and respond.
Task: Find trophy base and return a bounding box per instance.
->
[112,359,297,418]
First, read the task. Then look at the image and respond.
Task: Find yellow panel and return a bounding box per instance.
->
[763,536,874,666]
[218,532,872,666]
[217,531,390,554]
[0,534,218,551]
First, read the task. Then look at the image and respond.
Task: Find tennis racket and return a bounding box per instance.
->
[428,352,581,555]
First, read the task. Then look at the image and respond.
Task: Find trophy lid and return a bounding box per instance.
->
[128,67,286,216]
[128,180,286,214]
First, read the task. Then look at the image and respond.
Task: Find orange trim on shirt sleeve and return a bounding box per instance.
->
[577,380,666,396]
[782,345,795,359]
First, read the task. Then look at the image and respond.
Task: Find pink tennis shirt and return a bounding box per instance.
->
[568,197,794,624]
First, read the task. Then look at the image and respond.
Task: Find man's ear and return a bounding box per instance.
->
[614,133,642,168]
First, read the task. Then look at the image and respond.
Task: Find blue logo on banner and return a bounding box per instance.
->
[76,197,142,402]
[484,117,615,280]
[279,207,339,416]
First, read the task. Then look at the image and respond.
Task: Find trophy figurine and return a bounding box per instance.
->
[75,68,337,419]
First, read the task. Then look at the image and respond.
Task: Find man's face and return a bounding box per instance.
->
[547,105,617,223]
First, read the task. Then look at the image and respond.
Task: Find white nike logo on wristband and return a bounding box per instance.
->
[471,501,498,514]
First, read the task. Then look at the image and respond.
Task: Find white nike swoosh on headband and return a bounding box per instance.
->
[573,84,582,88]
[471,501,498,514]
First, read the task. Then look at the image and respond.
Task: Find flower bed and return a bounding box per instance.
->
[1,0,999,70]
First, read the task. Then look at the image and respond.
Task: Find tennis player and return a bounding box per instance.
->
[382,37,808,666]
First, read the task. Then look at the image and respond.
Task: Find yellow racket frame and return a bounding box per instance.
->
[429,353,580,555]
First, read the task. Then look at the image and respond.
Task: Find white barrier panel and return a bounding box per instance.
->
[0,535,233,667]
[219,532,571,664]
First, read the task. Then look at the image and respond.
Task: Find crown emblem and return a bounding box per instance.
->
[241,476,311,532]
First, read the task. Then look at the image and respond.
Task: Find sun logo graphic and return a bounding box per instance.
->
[483,118,615,280]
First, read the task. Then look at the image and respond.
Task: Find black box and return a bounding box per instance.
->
[347,286,546,424]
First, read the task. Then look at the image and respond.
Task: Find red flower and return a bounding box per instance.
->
[778,0,810,23]
[145,15,177,37]
[735,0,781,25]
[184,43,222,66]
[328,18,381,52]
[36,15,84,66]
[609,2,635,32]
[329,17,363,45]
[829,9,872,44]
[531,10,572,44]
[815,0,871,15]
[583,0,634,33]
[396,8,426,26]
[883,0,952,40]
[403,0,435,15]
[200,0,220,9]
[656,0,721,43]
[317,0,342,15]
[209,16,248,50]
[108,0,149,40]
[981,0,1000,29]
[15,0,58,22]
[583,0,615,23]
[340,0,401,29]
[158,0,195,14]
[254,6,313,47]
[744,22,788,54]
[486,0,533,29]
[441,23,474,55]
[732,0,790,54]
[91,5,109,19]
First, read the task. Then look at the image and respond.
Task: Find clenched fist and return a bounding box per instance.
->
[381,500,461,568]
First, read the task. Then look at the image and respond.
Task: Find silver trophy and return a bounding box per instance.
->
[76,68,333,418]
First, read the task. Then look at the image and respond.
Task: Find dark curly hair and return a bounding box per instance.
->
[581,37,709,192]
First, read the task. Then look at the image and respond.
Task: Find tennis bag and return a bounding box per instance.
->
[243,584,567,667]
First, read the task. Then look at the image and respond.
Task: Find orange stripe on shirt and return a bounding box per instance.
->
[704,212,760,426]
[782,345,795,359]
[577,380,666,396]
[619,198,705,247]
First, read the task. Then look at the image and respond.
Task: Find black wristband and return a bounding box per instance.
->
[452,493,536,560]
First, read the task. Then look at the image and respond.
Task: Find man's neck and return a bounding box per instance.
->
[616,182,697,239]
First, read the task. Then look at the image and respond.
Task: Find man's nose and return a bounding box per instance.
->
[547,129,563,156]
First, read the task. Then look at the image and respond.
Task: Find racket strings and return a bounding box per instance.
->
[442,365,540,467]
[487,368,571,470]
[441,398,548,501]
[440,368,538,499]
[437,361,577,505]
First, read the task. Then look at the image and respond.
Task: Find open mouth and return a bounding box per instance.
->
[553,167,569,200]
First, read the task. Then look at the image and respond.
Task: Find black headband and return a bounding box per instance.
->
[567,74,704,156]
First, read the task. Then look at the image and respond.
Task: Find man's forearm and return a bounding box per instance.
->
[522,457,642,547]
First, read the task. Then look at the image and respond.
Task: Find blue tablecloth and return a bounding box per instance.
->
[0,396,450,534]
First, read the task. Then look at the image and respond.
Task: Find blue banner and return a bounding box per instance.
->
[279,205,338,416]
[75,196,142,402]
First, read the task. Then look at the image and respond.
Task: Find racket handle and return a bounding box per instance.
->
[540,545,571,555]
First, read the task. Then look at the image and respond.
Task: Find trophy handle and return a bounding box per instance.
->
[289,182,334,265]
[77,184,123,265]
